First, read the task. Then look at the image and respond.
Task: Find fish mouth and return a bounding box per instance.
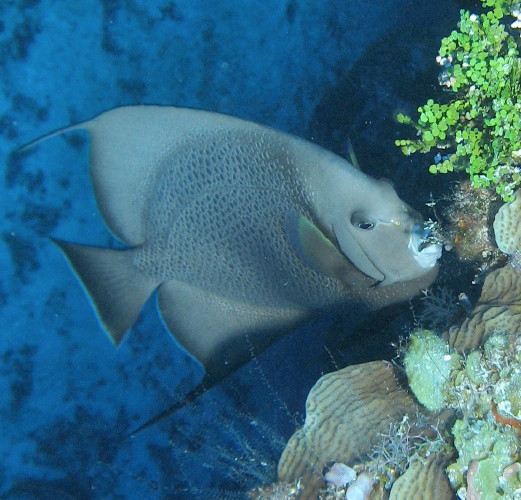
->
[408,223,442,269]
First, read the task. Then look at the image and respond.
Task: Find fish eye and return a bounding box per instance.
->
[351,212,375,230]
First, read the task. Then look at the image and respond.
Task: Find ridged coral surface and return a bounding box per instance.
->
[277,361,417,484]
[449,266,521,351]
[389,454,454,500]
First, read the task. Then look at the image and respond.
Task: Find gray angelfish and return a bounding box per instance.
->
[29,105,441,391]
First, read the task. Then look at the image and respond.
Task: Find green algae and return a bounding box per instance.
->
[404,329,460,411]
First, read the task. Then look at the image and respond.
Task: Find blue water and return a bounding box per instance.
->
[1,1,461,498]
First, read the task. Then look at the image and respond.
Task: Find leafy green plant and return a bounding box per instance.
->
[396,0,521,201]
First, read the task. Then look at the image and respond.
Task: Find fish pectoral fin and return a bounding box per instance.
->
[52,239,160,345]
[288,214,352,280]
[157,280,308,384]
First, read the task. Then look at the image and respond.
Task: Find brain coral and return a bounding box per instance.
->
[276,360,437,499]
[449,265,521,352]
[388,454,454,500]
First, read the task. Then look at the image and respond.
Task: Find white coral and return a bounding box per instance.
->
[325,463,356,488]
[345,472,374,500]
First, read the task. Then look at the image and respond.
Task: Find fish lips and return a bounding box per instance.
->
[408,224,442,270]
[368,221,442,287]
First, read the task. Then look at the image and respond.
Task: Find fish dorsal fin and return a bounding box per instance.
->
[82,106,199,246]
[346,138,361,170]
[289,214,353,280]
[157,280,308,384]
[42,106,278,247]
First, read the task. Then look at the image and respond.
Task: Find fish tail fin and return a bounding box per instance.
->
[52,239,160,345]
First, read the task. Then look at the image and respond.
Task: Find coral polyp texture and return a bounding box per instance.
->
[404,329,461,411]
[494,188,521,254]
[443,180,499,263]
[395,0,521,201]
[404,319,521,496]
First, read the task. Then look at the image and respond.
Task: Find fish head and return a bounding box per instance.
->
[333,179,441,286]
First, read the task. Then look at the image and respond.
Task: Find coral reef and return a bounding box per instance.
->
[406,322,521,497]
[275,361,453,498]
[450,331,521,498]
[277,361,420,486]
[442,180,500,265]
[267,259,521,498]
[388,453,455,499]
[448,264,521,351]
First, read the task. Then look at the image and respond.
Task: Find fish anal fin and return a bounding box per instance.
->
[128,379,210,437]
[157,280,307,383]
[52,239,160,345]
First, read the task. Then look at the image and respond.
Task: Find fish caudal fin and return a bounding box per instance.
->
[52,239,160,345]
